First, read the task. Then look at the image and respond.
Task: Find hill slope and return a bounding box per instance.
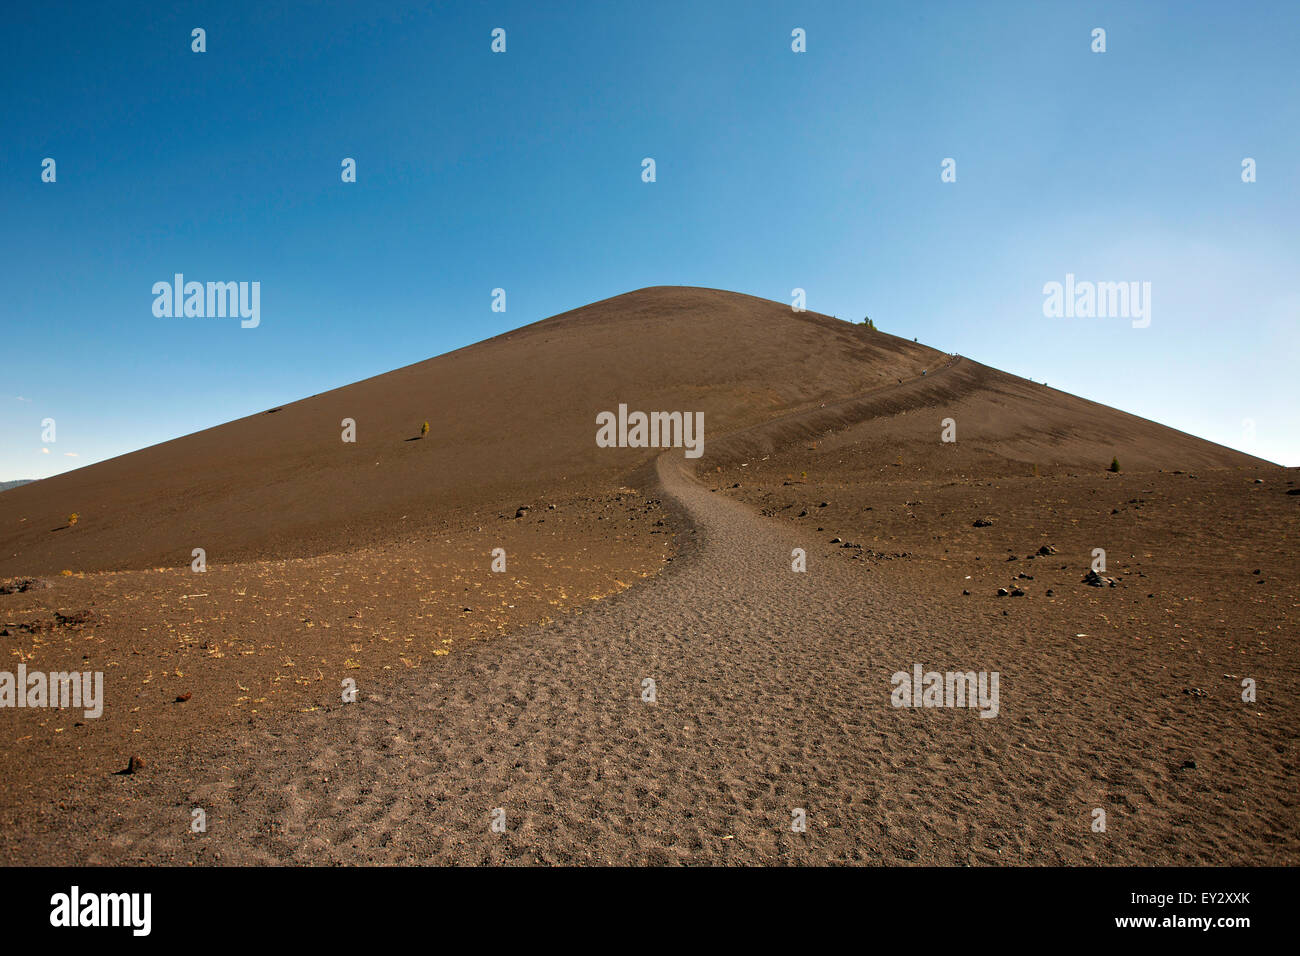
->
[0,286,1264,575]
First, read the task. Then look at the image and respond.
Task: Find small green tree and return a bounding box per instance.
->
[1108,456,1120,473]
[863,315,875,330]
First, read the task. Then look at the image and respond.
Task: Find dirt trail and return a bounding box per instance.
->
[43,454,902,864]
[8,434,1293,866]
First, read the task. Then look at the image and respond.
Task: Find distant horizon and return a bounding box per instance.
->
[2,283,1288,482]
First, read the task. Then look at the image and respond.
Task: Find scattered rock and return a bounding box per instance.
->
[1,577,54,595]
[972,517,994,527]
[1045,589,1054,597]
[1035,545,1058,556]
[996,587,1009,597]
[1082,569,1117,587]
[119,755,146,775]
[175,692,192,703]
[1010,587,1026,597]
[54,609,96,628]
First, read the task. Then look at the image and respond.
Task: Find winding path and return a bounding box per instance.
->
[38,357,1281,866]
[71,441,1074,865]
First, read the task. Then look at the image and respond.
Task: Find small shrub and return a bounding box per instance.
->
[420,421,429,437]
[67,513,79,526]
[1108,456,1120,473]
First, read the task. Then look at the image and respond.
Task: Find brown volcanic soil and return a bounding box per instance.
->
[0,490,670,789]
[0,287,1295,865]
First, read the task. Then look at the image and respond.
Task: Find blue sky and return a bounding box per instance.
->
[3,0,1297,478]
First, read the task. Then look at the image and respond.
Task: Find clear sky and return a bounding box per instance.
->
[3,0,1297,479]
